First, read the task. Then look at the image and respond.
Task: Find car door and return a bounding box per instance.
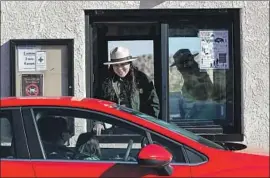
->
[21,106,192,177]
[0,109,35,177]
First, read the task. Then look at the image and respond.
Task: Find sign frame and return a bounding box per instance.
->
[9,39,75,97]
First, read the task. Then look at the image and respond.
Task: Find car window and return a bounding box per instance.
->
[31,107,186,163]
[149,133,186,163]
[116,105,225,150]
[0,110,16,159]
[32,107,146,162]
[184,147,207,164]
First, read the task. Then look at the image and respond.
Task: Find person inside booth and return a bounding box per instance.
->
[94,46,160,135]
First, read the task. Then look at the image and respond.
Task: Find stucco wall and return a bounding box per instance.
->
[1,1,269,150]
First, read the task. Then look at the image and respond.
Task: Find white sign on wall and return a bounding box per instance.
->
[36,51,47,71]
[199,30,229,70]
[18,48,37,72]
[18,47,47,72]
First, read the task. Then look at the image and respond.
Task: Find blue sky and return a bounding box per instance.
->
[108,37,201,58]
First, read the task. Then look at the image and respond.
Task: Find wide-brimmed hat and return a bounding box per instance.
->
[170,49,199,67]
[103,46,138,65]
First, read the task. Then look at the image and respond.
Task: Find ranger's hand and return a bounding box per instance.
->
[93,123,105,136]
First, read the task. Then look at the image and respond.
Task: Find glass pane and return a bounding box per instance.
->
[0,117,12,145]
[168,25,232,128]
[15,45,69,96]
[0,111,16,159]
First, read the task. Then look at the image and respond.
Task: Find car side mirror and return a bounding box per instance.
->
[137,144,173,176]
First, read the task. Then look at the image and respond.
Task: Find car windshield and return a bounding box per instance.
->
[116,105,225,150]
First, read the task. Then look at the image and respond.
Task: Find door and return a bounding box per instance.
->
[22,106,191,177]
[0,109,35,177]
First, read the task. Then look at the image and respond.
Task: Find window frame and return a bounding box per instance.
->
[85,9,242,142]
[0,107,30,160]
[18,106,212,165]
[183,146,208,165]
[89,22,164,122]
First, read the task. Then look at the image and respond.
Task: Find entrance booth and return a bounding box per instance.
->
[85,9,242,142]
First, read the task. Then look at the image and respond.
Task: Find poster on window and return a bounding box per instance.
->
[21,74,43,96]
[199,30,229,70]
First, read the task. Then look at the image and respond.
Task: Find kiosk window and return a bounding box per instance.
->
[86,9,241,138]
[168,19,235,131]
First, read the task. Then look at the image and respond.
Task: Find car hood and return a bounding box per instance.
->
[227,150,269,167]
[198,149,269,177]
[235,146,269,156]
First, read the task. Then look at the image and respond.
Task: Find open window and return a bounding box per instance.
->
[32,107,146,162]
[29,106,190,164]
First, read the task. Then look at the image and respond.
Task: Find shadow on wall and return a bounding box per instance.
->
[139,0,165,9]
[0,41,11,97]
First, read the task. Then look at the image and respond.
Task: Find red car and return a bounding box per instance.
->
[0,97,269,177]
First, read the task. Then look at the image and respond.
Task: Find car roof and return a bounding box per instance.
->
[0,96,142,129]
[0,96,115,111]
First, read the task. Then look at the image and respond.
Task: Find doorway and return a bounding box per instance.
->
[88,22,164,120]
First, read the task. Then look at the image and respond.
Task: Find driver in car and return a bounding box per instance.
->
[37,116,73,159]
[38,116,102,161]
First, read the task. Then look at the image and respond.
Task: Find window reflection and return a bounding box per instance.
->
[168,36,228,124]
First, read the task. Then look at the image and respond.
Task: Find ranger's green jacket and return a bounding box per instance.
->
[97,68,160,118]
